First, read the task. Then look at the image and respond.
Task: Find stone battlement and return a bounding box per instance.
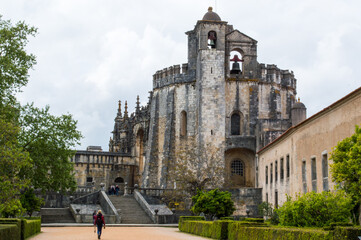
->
[152,63,195,89]
[259,63,296,89]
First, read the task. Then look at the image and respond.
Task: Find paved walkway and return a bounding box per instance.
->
[29,227,211,240]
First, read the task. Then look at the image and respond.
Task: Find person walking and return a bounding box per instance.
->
[92,210,97,233]
[94,210,105,239]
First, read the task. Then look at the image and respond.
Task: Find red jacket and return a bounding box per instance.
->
[94,213,105,226]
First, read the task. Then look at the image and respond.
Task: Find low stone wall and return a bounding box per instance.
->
[99,191,120,223]
[134,190,173,224]
[229,188,262,217]
[69,191,120,223]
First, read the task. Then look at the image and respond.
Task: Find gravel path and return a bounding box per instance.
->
[29,227,211,240]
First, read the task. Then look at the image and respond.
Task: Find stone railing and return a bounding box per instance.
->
[133,189,174,224]
[70,190,120,223]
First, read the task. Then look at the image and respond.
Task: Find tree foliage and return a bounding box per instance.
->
[18,103,82,193]
[0,117,32,215]
[0,16,82,217]
[330,125,361,201]
[330,125,361,223]
[191,189,236,219]
[20,188,43,217]
[0,15,37,105]
[276,191,353,227]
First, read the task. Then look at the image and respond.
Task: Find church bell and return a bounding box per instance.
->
[231,62,241,74]
[230,54,243,75]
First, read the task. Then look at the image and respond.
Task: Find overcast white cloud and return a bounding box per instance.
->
[2,0,360,150]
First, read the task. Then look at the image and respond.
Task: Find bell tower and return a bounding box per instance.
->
[192,7,228,178]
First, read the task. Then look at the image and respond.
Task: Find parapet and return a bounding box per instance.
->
[259,63,296,89]
[152,63,193,89]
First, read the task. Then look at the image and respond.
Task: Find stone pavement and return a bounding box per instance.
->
[29,227,211,240]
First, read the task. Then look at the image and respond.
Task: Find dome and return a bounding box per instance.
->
[292,98,306,109]
[202,7,221,21]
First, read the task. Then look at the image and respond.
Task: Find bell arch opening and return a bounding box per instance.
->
[229,49,244,76]
[208,31,217,49]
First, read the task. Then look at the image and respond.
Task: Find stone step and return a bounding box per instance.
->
[40,208,75,223]
[108,195,153,224]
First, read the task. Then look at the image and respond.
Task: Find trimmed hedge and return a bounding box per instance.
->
[0,218,41,240]
[333,226,361,240]
[0,219,22,240]
[179,220,232,240]
[178,217,361,240]
[228,224,332,240]
[22,218,41,239]
[178,216,205,228]
[0,224,20,240]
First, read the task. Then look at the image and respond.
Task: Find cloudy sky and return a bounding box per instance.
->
[2,0,360,150]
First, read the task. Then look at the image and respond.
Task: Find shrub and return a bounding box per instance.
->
[258,201,273,217]
[276,190,353,227]
[20,189,43,217]
[22,218,41,239]
[0,224,20,240]
[191,189,236,219]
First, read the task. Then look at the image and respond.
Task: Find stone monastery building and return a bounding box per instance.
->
[71,8,361,209]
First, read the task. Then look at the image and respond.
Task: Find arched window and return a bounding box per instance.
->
[208,31,217,49]
[180,111,187,137]
[114,177,124,183]
[231,113,241,135]
[231,160,244,176]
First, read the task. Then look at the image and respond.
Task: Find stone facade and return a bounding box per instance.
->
[101,8,299,190]
[257,87,361,207]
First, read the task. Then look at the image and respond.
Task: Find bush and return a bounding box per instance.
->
[0,224,20,240]
[22,218,41,239]
[191,189,235,219]
[0,218,22,240]
[179,220,232,240]
[227,224,333,240]
[276,191,353,227]
[258,201,273,217]
[20,189,43,217]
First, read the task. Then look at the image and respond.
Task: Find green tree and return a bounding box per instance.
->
[0,16,82,218]
[18,103,82,193]
[330,125,361,224]
[276,191,353,227]
[20,188,43,217]
[0,117,32,216]
[191,189,236,219]
[0,15,36,118]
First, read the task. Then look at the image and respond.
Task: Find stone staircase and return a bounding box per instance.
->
[108,195,153,224]
[40,208,75,223]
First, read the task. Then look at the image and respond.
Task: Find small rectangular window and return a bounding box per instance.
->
[322,154,329,191]
[286,155,290,178]
[280,157,284,180]
[302,160,307,193]
[275,161,278,182]
[270,163,273,183]
[265,166,268,185]
[86,177,93,183]
[311,157,317,192]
